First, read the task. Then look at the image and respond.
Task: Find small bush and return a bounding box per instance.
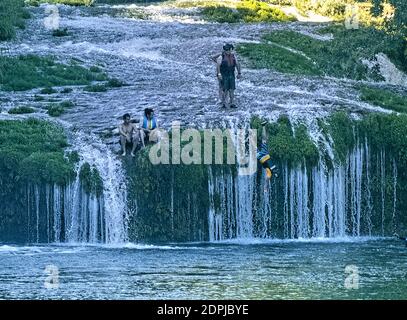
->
[33,95,45,101]
[90,66,102,73]
[60,87,73,94]
[26,0,41,6]
[294,0,346,20]
[26,0,94,6]
[52,28,69,37]
[83,84,108,92]
[47,104,65,117]
[40,87,58,95]
[60,100,75,109]
[186,0,296,23]
[46,100,75,117]
[8,106,35,114]
[107,78,126,87]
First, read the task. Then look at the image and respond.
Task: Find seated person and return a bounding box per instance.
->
[119,113,138,157]
[139,108,160,147]
[257,121,277,180]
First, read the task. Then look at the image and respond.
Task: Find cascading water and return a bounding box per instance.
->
[207,138,398,241]
[3,2,405,245]
[67,130,128,243]
[24,130,128,244]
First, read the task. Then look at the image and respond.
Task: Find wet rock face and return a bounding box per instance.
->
[2,3,407,243]
[6,2,382,136]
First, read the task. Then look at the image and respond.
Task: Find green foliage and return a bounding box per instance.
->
[240,27,405,79]
[40,87,57,95]
[60,100,75,109]
[201,6,242,23]
[8,106,35,114]
[267,0,293,5]
[0,0,28,41]
[60,87,73,94]
[178,0,295,23]
[125,150,209,242]
[83,84,108,92]
[359,113,407,164]
[359,86,407,113]
[107,78,126,87]
[236,0,296,22]
[47,104,65,117]
[46,100,75,117]
[52,28,69,37]
[90,66,102,73]
[372,0,407,38]
[26,0,94,6]
[238,42,321,76]
[0,119,75,185]
[33,95,45,101]
[251,115,319,165]
[0,55,108,91]
[324,112,356,162]
[119,7,151,20]
[79,163,103,196]
[294,0,348,20]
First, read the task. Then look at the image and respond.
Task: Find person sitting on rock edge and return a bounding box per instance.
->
[119,113,138,157]
[139,108,160,147]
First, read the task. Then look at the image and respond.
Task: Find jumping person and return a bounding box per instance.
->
[257,121,277,180]
[216,43,241,109]
[119,113,138,157]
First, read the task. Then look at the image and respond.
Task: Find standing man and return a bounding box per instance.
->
[211,49,226,102]
[216,43,241,109]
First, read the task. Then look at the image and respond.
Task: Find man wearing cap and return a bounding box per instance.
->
[214,43,242,109]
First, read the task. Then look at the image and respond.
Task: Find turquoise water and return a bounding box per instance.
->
[0,238,406,300]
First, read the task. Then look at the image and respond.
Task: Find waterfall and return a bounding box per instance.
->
[34,185,40,243]
[380,149,386,236]
[392,157,397,233]
[67,131,129,243]
[22,131,128,244]
[365,138,373,235]
[206,140,396,241]
[53,184,62,242]
[312,163,326,238]
[283,163,289,238]
[349,145,363,236]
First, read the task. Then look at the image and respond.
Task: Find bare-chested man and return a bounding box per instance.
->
[119,113,138,157]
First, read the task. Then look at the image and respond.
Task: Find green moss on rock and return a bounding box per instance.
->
[79,162,104,196]
[0,119,75,185]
